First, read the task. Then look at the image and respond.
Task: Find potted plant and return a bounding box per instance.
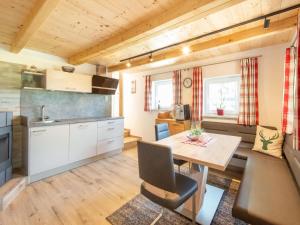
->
[217,89,225,116]
[187,128,204,141]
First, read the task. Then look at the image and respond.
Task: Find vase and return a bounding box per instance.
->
[217,108,224,116]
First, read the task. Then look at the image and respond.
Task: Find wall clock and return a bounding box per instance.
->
[183,78,192,88]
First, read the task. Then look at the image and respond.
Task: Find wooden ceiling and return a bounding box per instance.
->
[0,0,299,71]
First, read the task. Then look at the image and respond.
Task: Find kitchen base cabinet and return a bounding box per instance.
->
[26,118,124,183]
[69,122,97,162]
[29,125,69,175]
[97,119,124,154]
[97,137,123,155]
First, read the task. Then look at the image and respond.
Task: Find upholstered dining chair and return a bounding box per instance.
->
[155,123,187,173]
[137,140,198,225]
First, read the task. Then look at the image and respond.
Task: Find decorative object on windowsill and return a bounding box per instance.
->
[61,66,75,73]
[131,80,136,94]
[183,77,192,88]
[216,89,225,116]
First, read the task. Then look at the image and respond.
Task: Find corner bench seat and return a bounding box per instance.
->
[201,121,300,225]
[232,150,300,225]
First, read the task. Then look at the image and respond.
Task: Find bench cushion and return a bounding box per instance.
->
[232,151,300,225]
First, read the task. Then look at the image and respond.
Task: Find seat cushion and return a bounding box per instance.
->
[232,151,300,225]
[141,173,198,210]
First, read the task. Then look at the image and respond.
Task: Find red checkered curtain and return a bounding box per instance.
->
[282,47,296,134]
[238,57,259,126]
[295,15,300,150]
[144,75,152,112]
[191,67,203,122]
[173,70,182,105]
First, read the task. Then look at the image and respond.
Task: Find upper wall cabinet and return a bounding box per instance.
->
[46,69,92,93]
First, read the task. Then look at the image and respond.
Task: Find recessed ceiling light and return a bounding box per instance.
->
[182,46,191,55]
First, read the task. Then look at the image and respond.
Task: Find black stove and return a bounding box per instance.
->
[0,112,12,186]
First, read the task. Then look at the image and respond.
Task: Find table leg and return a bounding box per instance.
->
[176,163,224,225]
[184,164,208,212]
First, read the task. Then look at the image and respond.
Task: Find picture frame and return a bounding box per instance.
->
[131,80,136,93]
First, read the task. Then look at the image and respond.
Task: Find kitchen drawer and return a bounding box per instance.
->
[98,123,123,140]
[97,136,123,154]
[98,119,123,128]
[169,122,185,135]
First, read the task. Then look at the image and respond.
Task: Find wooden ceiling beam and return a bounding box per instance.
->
[68,0,244,65]
[108,16,297,72]
[10,0,60,53]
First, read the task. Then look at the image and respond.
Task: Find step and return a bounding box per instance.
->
[124,129,130,138]
[0,176,27,211]
[124,135,142,150]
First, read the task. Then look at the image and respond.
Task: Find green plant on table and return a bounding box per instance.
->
[190,128,204,136]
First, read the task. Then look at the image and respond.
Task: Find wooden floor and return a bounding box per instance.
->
[0,149,141,225]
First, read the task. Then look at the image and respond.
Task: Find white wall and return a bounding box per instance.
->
[0,44,95,74]
[123,43,289,141]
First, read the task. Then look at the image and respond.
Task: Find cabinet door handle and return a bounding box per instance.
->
[32,129,47,133]
[107,121,115,124]
[107,127,114,131]
[107,140,115,143]
[78,124,88,129]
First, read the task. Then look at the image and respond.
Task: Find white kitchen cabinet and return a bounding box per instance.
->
[98,119,123,128]
[29,125,69,175]
[69,122,97,162]
[97,137,123,154]
[99,123,123,141]
[97,119,124,154]
[46,69,92,93]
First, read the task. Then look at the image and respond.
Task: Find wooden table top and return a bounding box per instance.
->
[156,131,241,171]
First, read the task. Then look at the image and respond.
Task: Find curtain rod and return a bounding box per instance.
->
[142,55,262,77]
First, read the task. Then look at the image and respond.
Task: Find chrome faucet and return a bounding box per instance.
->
[41,105,46,122]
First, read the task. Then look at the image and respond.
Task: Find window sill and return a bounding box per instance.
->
[203,114,238,120]
[151,109,173,112]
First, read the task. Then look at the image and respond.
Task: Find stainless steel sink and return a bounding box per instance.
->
[32,120,60,124]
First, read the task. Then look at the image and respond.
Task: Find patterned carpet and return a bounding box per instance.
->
[107,174,247,225]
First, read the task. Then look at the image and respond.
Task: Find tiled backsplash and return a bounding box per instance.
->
[21,89,111,120]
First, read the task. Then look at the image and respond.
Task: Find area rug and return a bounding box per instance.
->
[106,174,247,225]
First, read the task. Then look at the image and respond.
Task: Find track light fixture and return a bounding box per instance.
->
[126,60,131,67]
[119,4,300,64]
[149,53,154,62]
[264,17,270,29]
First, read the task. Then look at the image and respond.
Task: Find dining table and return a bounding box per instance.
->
[156,131,241,225]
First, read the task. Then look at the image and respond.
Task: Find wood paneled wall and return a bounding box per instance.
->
[0,61,25,168]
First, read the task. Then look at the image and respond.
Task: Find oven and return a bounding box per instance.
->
[0,112,12,186]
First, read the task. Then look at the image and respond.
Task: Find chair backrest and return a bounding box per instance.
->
[201,121,276,144]
[155,123,170,141]
[137,140,176,192]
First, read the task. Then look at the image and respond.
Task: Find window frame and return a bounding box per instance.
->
[151,79,173,111]
[203,74,241,117]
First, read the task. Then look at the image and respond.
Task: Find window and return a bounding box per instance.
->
[203,75,240,117]
[152,79,173,110]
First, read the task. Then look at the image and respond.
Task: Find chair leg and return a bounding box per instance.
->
[150,208,163,225]
[192,194,196,225]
